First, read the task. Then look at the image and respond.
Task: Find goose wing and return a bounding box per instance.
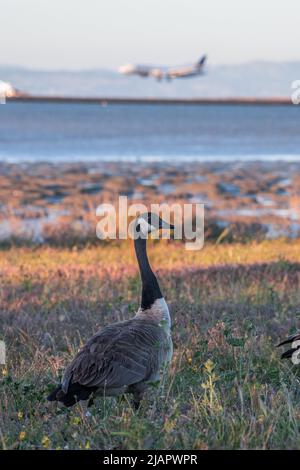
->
[61,319,168,393]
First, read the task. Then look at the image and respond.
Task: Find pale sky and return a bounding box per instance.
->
[1,0,300,69]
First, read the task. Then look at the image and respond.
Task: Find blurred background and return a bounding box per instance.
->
[0,0,300,245]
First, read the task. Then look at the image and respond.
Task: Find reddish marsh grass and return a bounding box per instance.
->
[1,239,300,449]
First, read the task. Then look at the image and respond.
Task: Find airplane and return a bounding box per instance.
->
[0,80,16,97]
[0,80,23,100]
[119,55,207,81]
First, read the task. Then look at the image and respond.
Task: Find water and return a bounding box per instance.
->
[0,102,299,162]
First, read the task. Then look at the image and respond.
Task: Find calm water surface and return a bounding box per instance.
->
[0,102,299,162]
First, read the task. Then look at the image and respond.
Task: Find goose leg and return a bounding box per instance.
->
[132,391,143,410]
[87,396,94,408]
[131,384,147,410]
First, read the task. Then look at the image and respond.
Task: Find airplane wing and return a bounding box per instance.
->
[119,64,164,79]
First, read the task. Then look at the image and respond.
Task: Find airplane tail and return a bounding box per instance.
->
[197,55,207,67]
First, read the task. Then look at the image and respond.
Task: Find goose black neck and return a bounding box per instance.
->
[134,237,163,310]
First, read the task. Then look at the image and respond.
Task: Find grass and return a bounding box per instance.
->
[1,238,300,449]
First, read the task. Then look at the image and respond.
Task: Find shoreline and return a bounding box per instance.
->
[7,95,294,106]
[1,155,300,164]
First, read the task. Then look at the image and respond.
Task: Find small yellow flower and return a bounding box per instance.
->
[204,359,214,373]
[85,441,90,449]
[122,410,131,424]
[19,431,26,440]
[164,418,176,433]
[42,436,50,449]
[72,416,81,425]
[258,415,265,424]
[187,357,192,364]
[2,367,8,377]
[17,411,23,420]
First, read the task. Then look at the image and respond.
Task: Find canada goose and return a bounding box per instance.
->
[47,212,174,409]
[278,333,300,363]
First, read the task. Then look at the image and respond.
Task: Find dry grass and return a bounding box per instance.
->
[1,239,300,449]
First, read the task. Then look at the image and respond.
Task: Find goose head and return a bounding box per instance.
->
[135,212,175,237]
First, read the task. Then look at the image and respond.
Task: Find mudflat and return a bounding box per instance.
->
[1,160,299,244]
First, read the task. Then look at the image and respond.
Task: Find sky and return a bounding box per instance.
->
[1,0,300,70]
